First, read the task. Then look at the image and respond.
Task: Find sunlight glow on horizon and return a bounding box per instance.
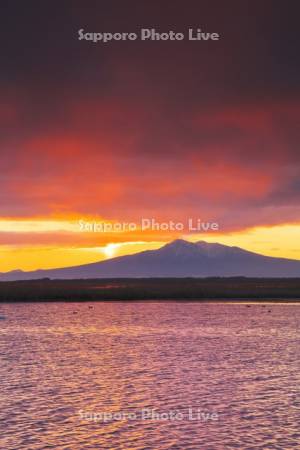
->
[188,224,300,260]
[1,218,300,272]
[0,239,163,272]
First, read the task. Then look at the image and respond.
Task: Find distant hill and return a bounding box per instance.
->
[1,239,300,281]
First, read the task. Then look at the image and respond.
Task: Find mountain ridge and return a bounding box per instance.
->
[1,240,300,281]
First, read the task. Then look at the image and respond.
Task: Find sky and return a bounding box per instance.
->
[0,0,300,271]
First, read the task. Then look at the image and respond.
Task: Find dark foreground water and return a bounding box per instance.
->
[0,301,299,449]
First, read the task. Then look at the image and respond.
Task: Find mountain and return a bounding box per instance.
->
[1,239,300,281]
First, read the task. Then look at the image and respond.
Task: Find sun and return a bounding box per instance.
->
[103,243,119,259]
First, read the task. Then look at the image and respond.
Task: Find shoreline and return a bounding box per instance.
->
[1,299,300,304]
[1,278,300,302]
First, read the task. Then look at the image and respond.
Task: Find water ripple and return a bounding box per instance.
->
[0,302,299,449]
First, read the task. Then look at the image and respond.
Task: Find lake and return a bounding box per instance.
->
[0,301,299,449]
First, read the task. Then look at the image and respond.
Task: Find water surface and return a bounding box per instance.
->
[0,301,299,449]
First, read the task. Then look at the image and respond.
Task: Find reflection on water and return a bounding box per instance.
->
[0,301,300,449]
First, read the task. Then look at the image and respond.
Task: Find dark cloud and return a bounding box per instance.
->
[0,0,299,231]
